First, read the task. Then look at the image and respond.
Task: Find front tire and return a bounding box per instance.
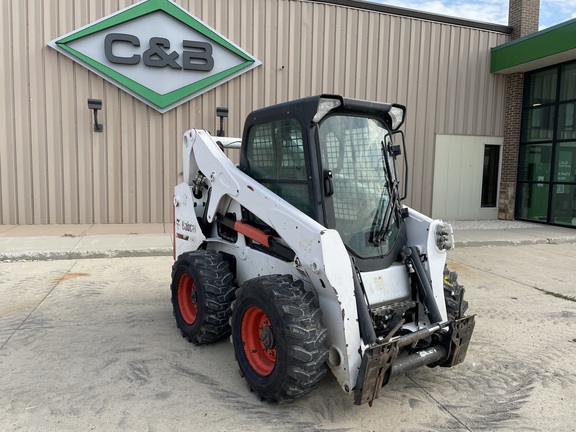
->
[171,250,235,345]
[443,266,468,320]
[231,275,329,404]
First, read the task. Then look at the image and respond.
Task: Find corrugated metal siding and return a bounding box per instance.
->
[0,0,509,225]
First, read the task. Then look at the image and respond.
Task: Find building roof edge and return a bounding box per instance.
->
[305,0,513,34]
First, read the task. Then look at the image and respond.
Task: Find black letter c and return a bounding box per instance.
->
[104,33,141,65]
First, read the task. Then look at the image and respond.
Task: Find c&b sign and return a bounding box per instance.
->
[48,0,261,113]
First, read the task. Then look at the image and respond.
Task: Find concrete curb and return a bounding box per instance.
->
[455,236,576,248]
[455,239,549,248]
[0,248,172,262]
[2,236,575,262]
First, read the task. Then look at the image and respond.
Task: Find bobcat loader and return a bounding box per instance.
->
[171,95,474,405]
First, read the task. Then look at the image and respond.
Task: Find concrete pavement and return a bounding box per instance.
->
[1,220,576,261]
[1,244,575,431]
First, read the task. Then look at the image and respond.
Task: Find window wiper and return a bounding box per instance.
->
[370,138,399,245]
[374,184,398,244]
[370,187,387,246]
[371,181,399,245]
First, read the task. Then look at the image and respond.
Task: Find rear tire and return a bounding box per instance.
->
[171,250,235,345]
[231,275,329,404]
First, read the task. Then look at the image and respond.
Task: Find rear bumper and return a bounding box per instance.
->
[354,315,475,406]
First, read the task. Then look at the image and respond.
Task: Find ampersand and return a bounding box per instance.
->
[143,37,181,69]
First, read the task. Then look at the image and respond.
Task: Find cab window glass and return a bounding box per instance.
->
[246,119,311,216]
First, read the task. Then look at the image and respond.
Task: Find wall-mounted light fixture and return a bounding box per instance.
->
[87,99,103,132]
[216,107,228,137]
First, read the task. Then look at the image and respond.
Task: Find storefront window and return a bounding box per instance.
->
[517,61,576,227]
[517,144,552,182]
[557,103,576,140]
[554,142,576,182]
[525,68,557,106]
[551,185,576,226]
[516,183,549,221]
[521,106,555,142]
[560,63,576,101]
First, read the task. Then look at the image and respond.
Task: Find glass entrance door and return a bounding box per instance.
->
[551,143,576,225]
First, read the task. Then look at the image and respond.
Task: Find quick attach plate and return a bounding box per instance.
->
[354,341,398,406]
[442,315,476,367]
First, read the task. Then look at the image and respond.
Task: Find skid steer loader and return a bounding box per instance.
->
[171,95,474,406]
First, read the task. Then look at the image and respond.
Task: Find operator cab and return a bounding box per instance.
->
[240,94,408,271]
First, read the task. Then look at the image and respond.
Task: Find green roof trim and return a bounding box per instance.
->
[491,18,576,74]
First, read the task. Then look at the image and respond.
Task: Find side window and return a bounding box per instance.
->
[245,119,312,217]
[246,119,305,181]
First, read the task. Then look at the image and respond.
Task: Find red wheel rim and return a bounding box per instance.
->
[178,273,197,325]
[241,306,276,376]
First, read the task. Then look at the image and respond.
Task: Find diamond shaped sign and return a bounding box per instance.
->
[48,0,261,112]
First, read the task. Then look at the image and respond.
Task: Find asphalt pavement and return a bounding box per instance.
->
[1,220,576,261]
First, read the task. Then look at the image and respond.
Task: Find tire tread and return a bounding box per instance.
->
[231,274,328,404]
[171,250,235,345]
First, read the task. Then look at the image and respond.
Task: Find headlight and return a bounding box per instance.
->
[389,105,406,131]
[313,97,342,123]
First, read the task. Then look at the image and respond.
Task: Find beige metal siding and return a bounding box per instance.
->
[0,0,509,225]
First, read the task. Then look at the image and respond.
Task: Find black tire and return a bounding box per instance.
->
[171,250,235,345]
[443,266,468,320]
[231,275,329,404]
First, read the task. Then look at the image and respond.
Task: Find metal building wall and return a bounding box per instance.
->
[0,0,509,225]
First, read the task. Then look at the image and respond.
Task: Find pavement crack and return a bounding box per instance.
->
[407,375,472,431]
[0,261,79,351]
[532,286,576,302]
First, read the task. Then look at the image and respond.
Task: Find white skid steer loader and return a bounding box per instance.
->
[171,95,474,405]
